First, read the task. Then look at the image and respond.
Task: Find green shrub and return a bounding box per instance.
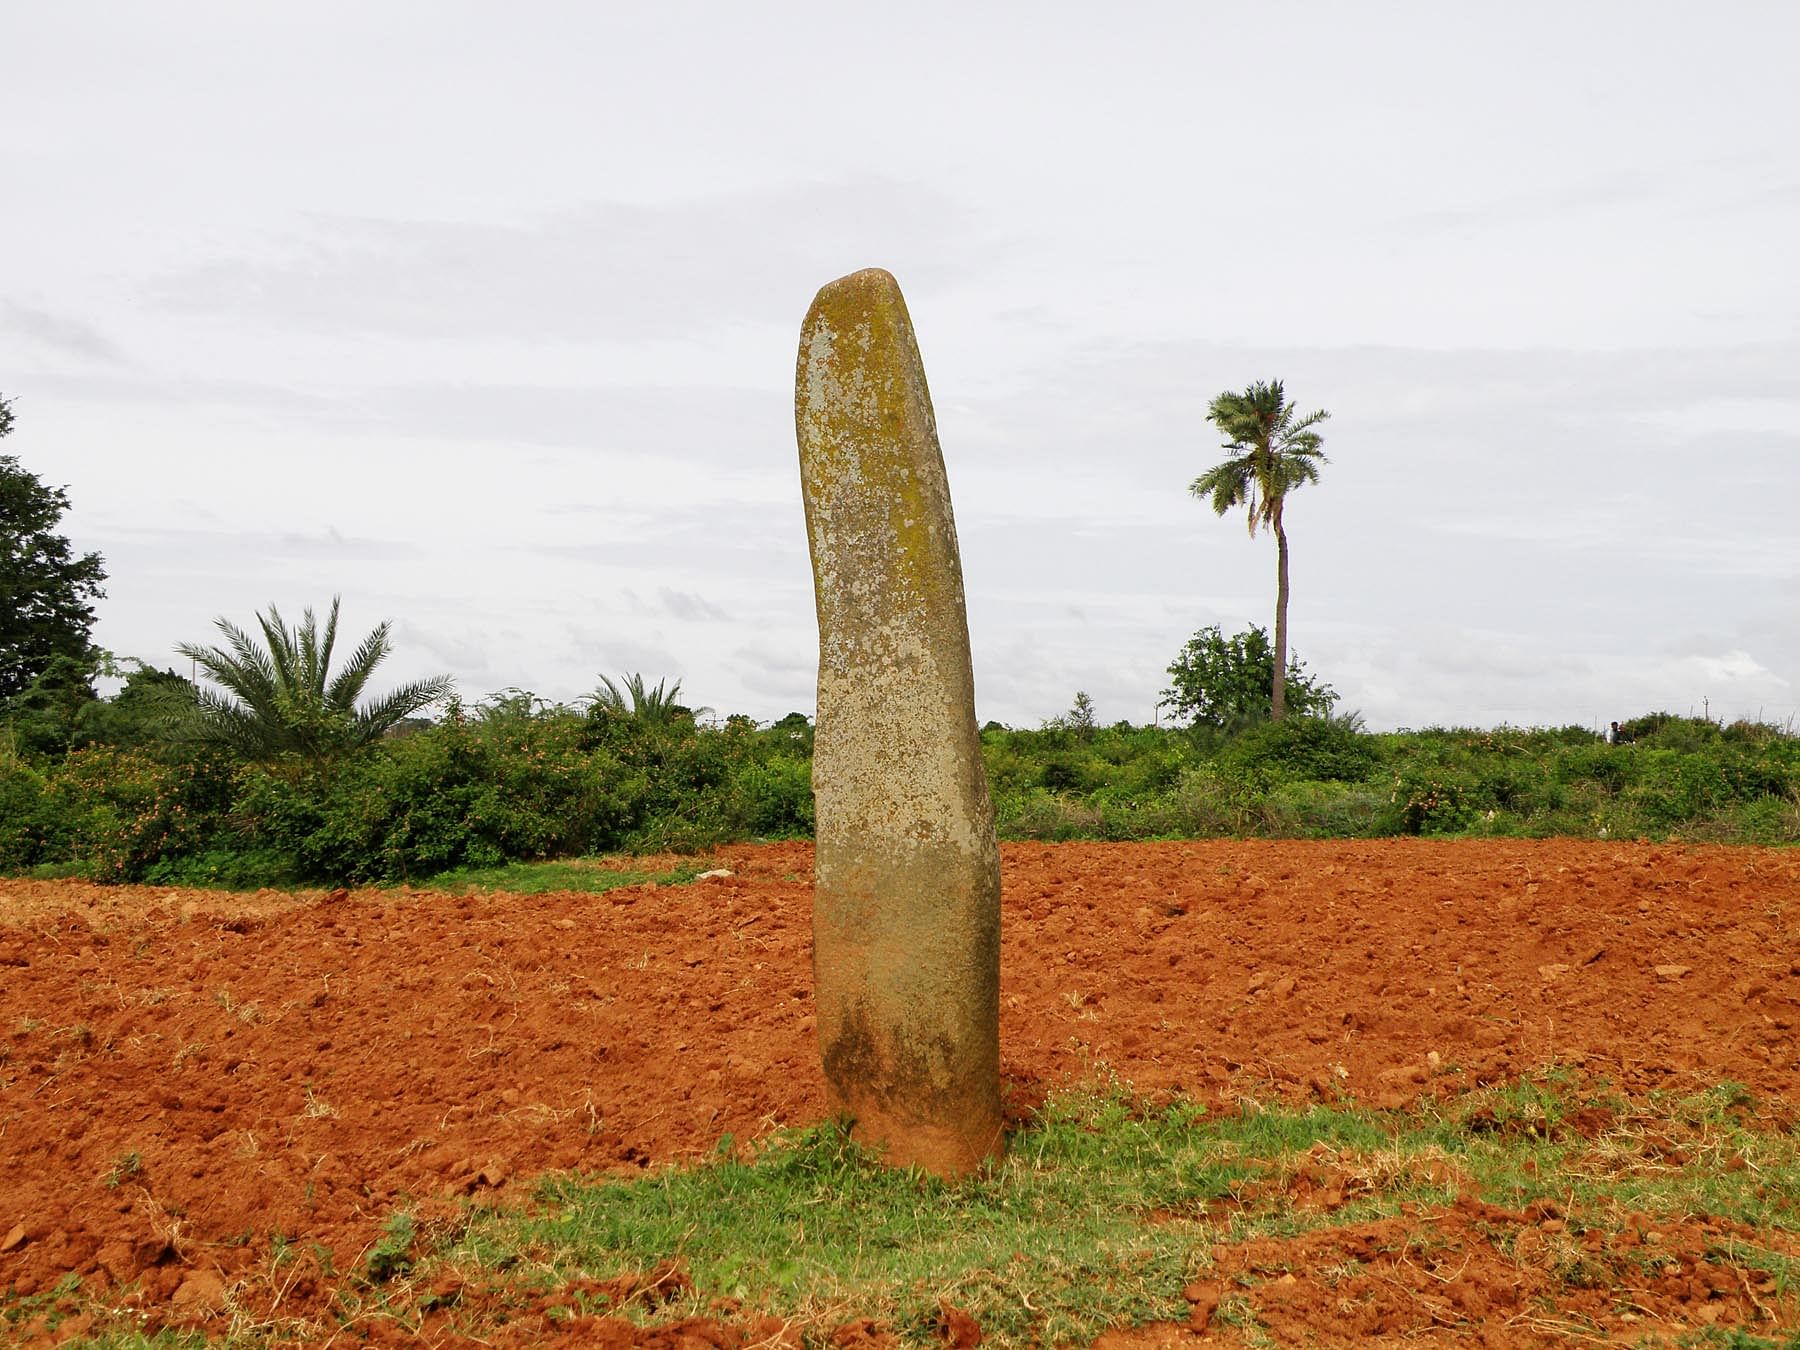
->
[1384,759,1477,835]
[1219,716,1380,784]
[0,750,53,871]
[41,746,234,880]
[1719,744,1798,801]
[228,714,635,883]
[1718,794,1800,844]
[1167,765,1270,836]
[1264,780,1387,837]
[1618,713,1720,751]
[980,735,1042,797]
[1556,744,1627,792]
[1039,751,1109,793]
[995,789,1102,842]
[9,696,1797,880]
[1623,749,1729,831]
[1470,757,1545,811]
[731,756,814,837]
[140,847,302,889]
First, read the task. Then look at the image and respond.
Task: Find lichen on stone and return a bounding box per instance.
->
[794,267,1002,1176]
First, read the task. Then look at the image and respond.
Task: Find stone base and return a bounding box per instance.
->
[832,1096,1003,1177]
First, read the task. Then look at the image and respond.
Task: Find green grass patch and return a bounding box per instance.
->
[1437,1075,1800,1226]
[415,857,703,895]
[21,859,100,881]
[448,1092,1240,1343]
[422,1075,1800,1345]
[0,1273,82,1340]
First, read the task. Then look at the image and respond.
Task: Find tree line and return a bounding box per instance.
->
[6,386,1797,887]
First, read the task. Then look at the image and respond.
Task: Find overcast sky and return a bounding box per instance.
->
[4,2,1796,731]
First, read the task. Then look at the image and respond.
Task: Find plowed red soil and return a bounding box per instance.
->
[2,839,1798,1345]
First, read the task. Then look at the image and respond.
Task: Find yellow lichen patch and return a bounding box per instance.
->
[795,269,961,623]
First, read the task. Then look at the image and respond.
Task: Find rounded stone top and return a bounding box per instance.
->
[822,266,901,295]
[802,268,913,342]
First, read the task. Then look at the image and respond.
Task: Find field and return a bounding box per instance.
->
[2,839,1798,1346]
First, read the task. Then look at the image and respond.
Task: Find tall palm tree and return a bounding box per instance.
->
[1190,380,1330,721]
[175,598,453,767]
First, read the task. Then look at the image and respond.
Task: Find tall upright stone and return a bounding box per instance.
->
[794,268,1002,1176]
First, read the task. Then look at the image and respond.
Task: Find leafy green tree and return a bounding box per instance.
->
[1190,380,1329,720]
[74,662,199,749]
[1042,690,1097,742]
[769,710,815,753]
[1161,624,1335,730]
[173,598,453,769]
[4,652,104,755]
[2,650,195,759]
[0,394,109,700]
[1066,691,1097,736]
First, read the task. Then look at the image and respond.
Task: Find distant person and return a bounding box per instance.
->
[1606,720,1621,745]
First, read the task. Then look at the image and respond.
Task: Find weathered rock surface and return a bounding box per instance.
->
[794,267,1002,1175]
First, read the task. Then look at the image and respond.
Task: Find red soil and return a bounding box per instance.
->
[2,839,1797,1344]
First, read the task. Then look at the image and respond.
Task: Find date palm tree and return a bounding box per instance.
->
[1190,380,1329,721]
[175,598,453,768]
[589,673,707,727]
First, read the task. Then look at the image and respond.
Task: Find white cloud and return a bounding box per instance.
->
[150,180,995,344]
[2,302,128,365]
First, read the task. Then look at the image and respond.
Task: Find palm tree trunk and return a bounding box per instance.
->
[1271,502,1289,722]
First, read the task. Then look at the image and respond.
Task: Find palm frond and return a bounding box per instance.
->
[1269,454,1324,496]
[590,674,629,714]
[639,676,677,716]
[293,605,322,700]
[353,675,455,744]
[185,686,284,758]
[313,598,340,697]
[257,606,303,699]
[1189,457,1255,519]
[326,620,391,714]
[178,624,281,725]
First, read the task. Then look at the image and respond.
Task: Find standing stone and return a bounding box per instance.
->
[794,268,1003,1176]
